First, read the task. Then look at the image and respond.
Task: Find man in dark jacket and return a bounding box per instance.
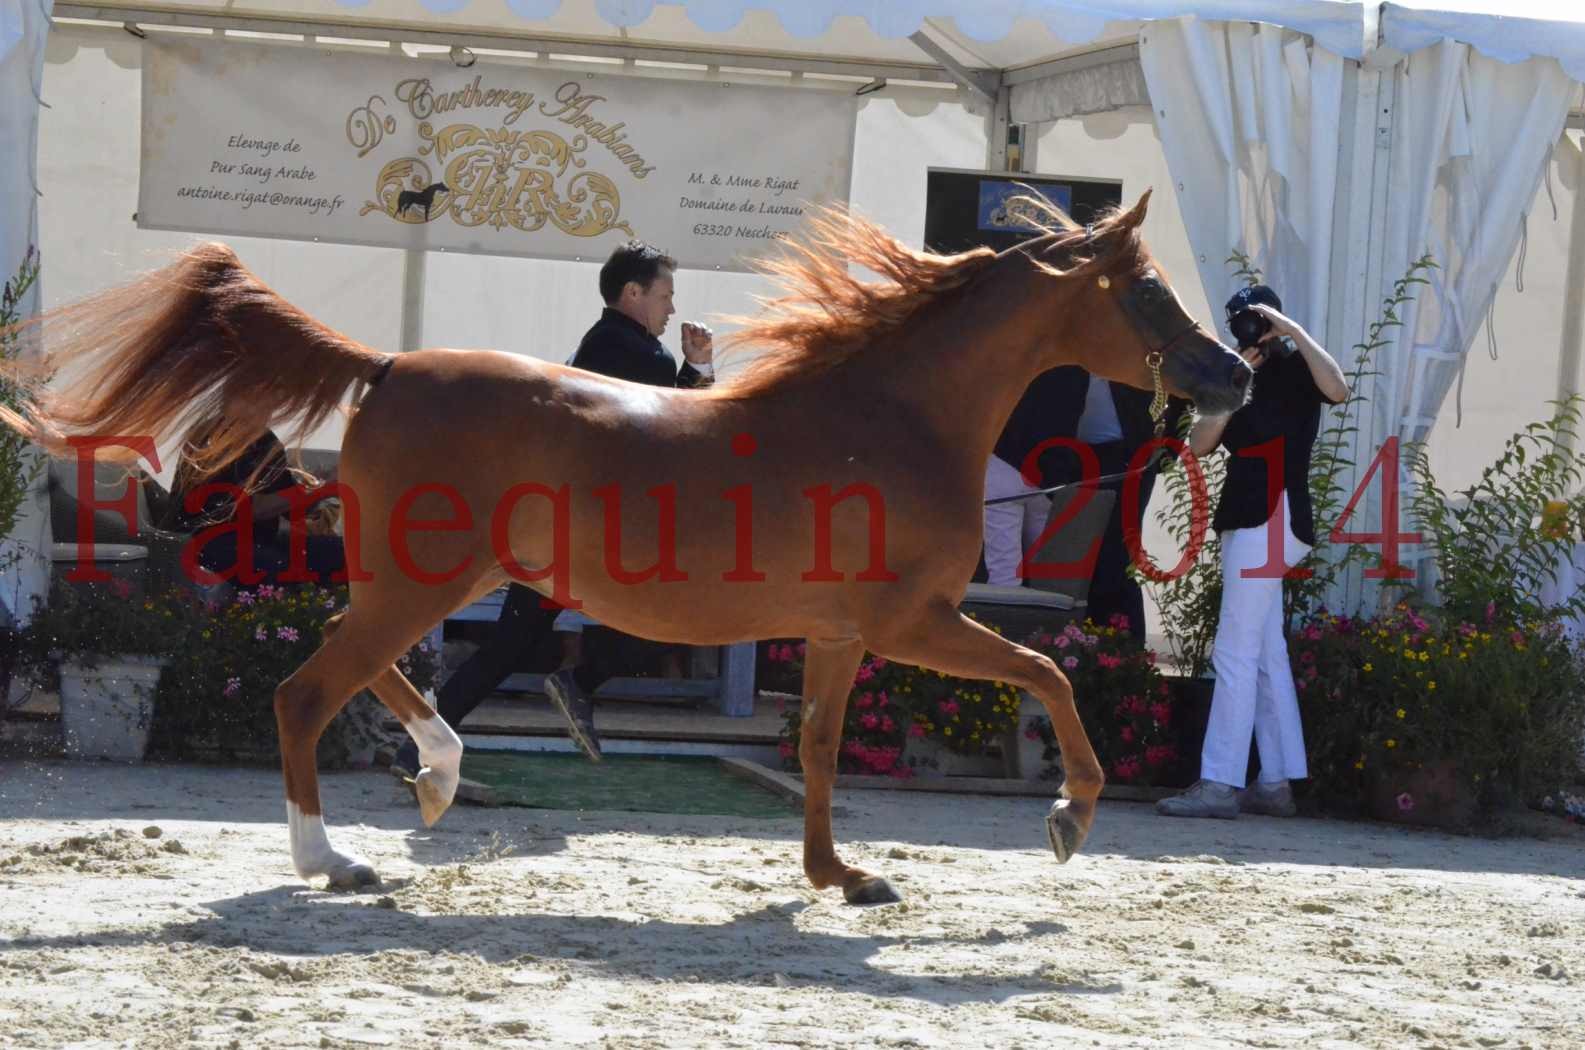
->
[986,366,1186,640]
[394,241,712,777]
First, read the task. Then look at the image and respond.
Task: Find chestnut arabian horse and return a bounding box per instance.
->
[3,192,1250,903]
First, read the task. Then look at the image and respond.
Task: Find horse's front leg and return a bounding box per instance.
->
[798,636,900,905]
[872,602,1103,863]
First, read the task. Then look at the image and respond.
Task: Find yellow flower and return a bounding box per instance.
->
[201,630,211,640]
[1427,681,1436,691]
[1419,651,1429,663]
[944,728,953,736]
[1354,760,1365,770]
[1363,663,1373,673]
[1459,652,1468,660]
[1385,739,1397,749]
[1396,708,1406,719]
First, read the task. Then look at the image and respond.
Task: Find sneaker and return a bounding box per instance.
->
[390,739,421,780]
[1155,779,1240,819]
[1238,779,1297,817]
[544,668,602,763]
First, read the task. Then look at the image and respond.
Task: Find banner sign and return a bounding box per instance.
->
[139,40,858,270]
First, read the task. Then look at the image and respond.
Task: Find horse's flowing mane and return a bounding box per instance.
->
[714,193,1153,398]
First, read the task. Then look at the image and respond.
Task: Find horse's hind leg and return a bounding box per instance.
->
[275,608,442,889]
[798,636,900,905]
[321,613,463,829]
[871,601,1104,863]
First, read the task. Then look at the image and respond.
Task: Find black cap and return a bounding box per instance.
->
[1224,283,1282,320]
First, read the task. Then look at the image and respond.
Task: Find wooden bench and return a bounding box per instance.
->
[444,587,757,717]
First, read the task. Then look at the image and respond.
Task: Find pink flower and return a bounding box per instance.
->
[1096,653,1122,670]
[1300,650,1316,664]
[908,722,927,738]
[1120,726,1135,744]
[254,626,267,642]
[109,578,134,600]
[1061,656,1078,670]
[854,665,876,684]
[854,692,874,709]
[938,700,960,716]
[234,590,255,607]
[276,626,299,642]
[1485,600,1496,624]
[794,642,806,658]
[1108,613,1131,631]
[880,716,895,733]
[859,713,880,731]
[778,741,795,759]
[223,677,241,698]
[1024,725,1042,741]
[1055,635,1071,650]
[876,691,889,708]
[1396,792,1415,813]
[1144,650,1158,666]
[1150,702,1172,726]
[871,657,887,670]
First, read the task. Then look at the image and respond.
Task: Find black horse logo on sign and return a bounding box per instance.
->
[396,182,450,221]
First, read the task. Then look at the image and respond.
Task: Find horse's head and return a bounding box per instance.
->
[1025,191,1251,418]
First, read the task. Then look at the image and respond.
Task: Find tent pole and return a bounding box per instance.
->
[399,249,425,355]
[1556,132,1585,457]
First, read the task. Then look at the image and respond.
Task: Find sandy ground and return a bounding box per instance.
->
[0,761,1582,1050]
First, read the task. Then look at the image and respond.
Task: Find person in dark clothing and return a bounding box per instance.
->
[984,366,1187,639]
[170,425,346,587]
[393,240,712,777]
[1157,285,1349,821]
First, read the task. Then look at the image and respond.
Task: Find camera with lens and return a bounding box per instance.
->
[1224,284,1295,356]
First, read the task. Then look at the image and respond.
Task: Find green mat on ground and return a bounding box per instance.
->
[460,751,796,818]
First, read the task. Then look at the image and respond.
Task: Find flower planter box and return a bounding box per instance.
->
[1163,673,1215,788]
[902,734,1005,779]
[1001,692,1057,781]
[59,655,165,762]
[1369,761,1478,831]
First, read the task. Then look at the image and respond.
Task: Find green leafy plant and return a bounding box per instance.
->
[1023,618,1177,785]
[1292,604,1585,818]
[152,583,440,768]
[1286,252,1438,623]
[0,246,44,550]
[1403,397,1585,627]
[19,577,189,687]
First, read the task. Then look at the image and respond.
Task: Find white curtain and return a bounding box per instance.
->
[0,0,52,628]
[1375,43,1580,448]
[1139,16,1346,349]
[1143,18,1581,615]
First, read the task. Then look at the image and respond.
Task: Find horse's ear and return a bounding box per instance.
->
[1120,189,1152,228]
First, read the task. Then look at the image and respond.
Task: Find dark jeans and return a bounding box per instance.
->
[435,584,664,732]
[198,532,347,588]
[1085,445,1158,642]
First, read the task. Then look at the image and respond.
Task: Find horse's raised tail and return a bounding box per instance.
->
[0,242,393,475]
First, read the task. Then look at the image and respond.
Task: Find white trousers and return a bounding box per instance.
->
[1201,492,1311,789]
[983,455,1050,587]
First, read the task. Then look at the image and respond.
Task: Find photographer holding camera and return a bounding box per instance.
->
[1157,285,1349,820]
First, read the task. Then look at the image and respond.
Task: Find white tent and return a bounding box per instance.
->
[4,0,1585,620]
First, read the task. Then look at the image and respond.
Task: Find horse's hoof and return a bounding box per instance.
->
[843,876,902,906]
[413,767,457,828]
[1046,798,1088,864]
[325,861,380,891]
